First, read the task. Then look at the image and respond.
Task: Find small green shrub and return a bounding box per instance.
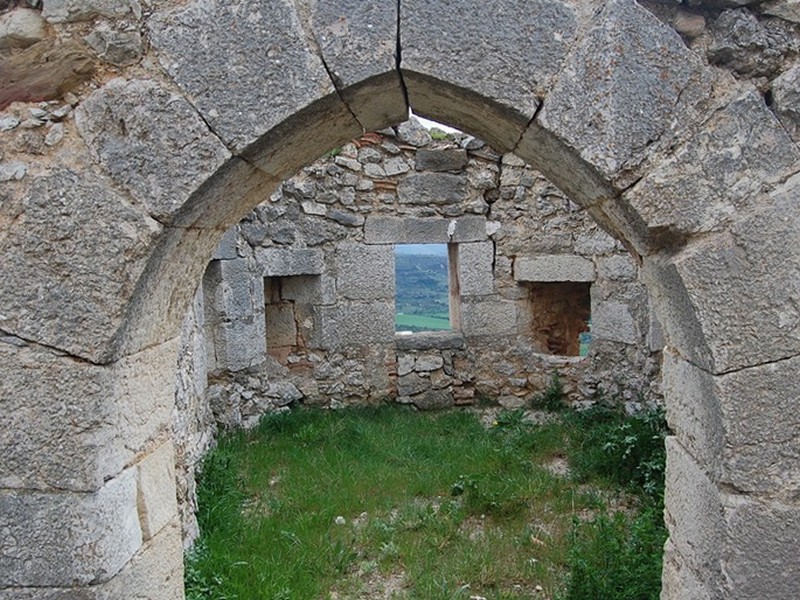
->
[531,372,565,411]
[429,127,451,140]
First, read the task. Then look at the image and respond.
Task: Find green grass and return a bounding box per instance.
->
[395,313,451,331]
[186,406,667,600]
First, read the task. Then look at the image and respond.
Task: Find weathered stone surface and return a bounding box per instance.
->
[762,0,800,24]
[0,469,141,586]
[772,64,800,143]
[539,0,711,181]
[135,442,178,541]
[663,437,725,589]
[514,254,595,282]
[148,0,345,153]
[335,243,395,301]
[307,0,406,129]
[265,303,297,347]
[722,496,800,599]
[450,215,488,242]
[397,354,415,376]
[650,177,800,373]
[411,389,454,410]
[0,170,160,362]
[591,301,637,344]
[212,228,239,260]
[101,519,184,600]
[0,8,46,50]
[280,274,336,305]
[664,350,800,495]
[394,330,465,351]
[0,161,26,181]
[460,297,516,337]
[0,39,94,110]
[203,258,263,321]
[404,217,450,243]
[708,8,798,78]
[660,541,713,600]
[76,79,230,224]
[397,172,466,205]
[312,302,394,349]
[395,118,431,147]
[402,0,577,136]
[415,148,468,172]
[597,254,636,281]
[457,241,494,296]
[84,26,143,66]
[208,316,266,373]
[43,0,141,23]
[414,354,444,372]
[625,91,799,241]
[255,247,325,277]
[398,372,430,396]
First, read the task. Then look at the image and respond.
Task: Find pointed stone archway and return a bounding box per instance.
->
[1,1,798,598]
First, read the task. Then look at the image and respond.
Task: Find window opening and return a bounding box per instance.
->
[525,281,591,357]
[395,243,452,333]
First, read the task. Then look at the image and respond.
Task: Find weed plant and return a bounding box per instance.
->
[186,404,667,600]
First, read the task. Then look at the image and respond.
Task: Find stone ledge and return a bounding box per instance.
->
[395,330,464,351]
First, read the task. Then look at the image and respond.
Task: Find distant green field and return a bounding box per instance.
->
[395,313,451,331]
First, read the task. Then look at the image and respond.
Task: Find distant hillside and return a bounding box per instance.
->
[395,251,450,332]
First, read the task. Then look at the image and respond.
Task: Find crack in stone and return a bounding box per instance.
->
[0,328,105,367]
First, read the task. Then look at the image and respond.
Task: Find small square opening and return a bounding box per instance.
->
[525,281,591,357]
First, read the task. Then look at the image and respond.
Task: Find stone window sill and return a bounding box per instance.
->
[394,330,465,350]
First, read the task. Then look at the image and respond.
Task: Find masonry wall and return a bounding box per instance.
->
[170,119,665,541]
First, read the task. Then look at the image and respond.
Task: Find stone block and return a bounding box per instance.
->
[335,244,395,301]
[75,79,230,224]
[84,27,143,67]
[280,274,336,305]
[660,540,713,600]
[596,254,636,282]
[664,350,800,496]
[645,176,800,373]
[625,92,799,240]
[538,0,711,181]
[255,247,325,277]
[0,8,46,50]
[0,469,142,586]
[0,337,177,493]
[722,496,800,599]
[663,437,725,585]
[265,303,297,348]
[397,354,415,376]
[401,0,577,150]
[398,372,431,396]
[771,64,800,143]
[364,216,404,244]
[591,300,636,344]
[405,218,450,243]
[460,297,516,337]
[412,389,454,411]
[135,442,178,541]
[212,228,238,260]
[394,331,465,351]
[312,302,394,349]
[149,0,344,153]
[42,0,141,23]
[415,148,468,172]
[203,258,263,321]
[450,215,488,242]
[414,354,444,372]
[0,169,160,363]
[397,172,466,205]
[101,519,184,600]
[457,241,494,296]
[210,316,266,372]
[308,1,406,130]
[514,254,595,282]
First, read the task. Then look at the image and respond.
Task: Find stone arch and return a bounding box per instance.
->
[1,1,798,598]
